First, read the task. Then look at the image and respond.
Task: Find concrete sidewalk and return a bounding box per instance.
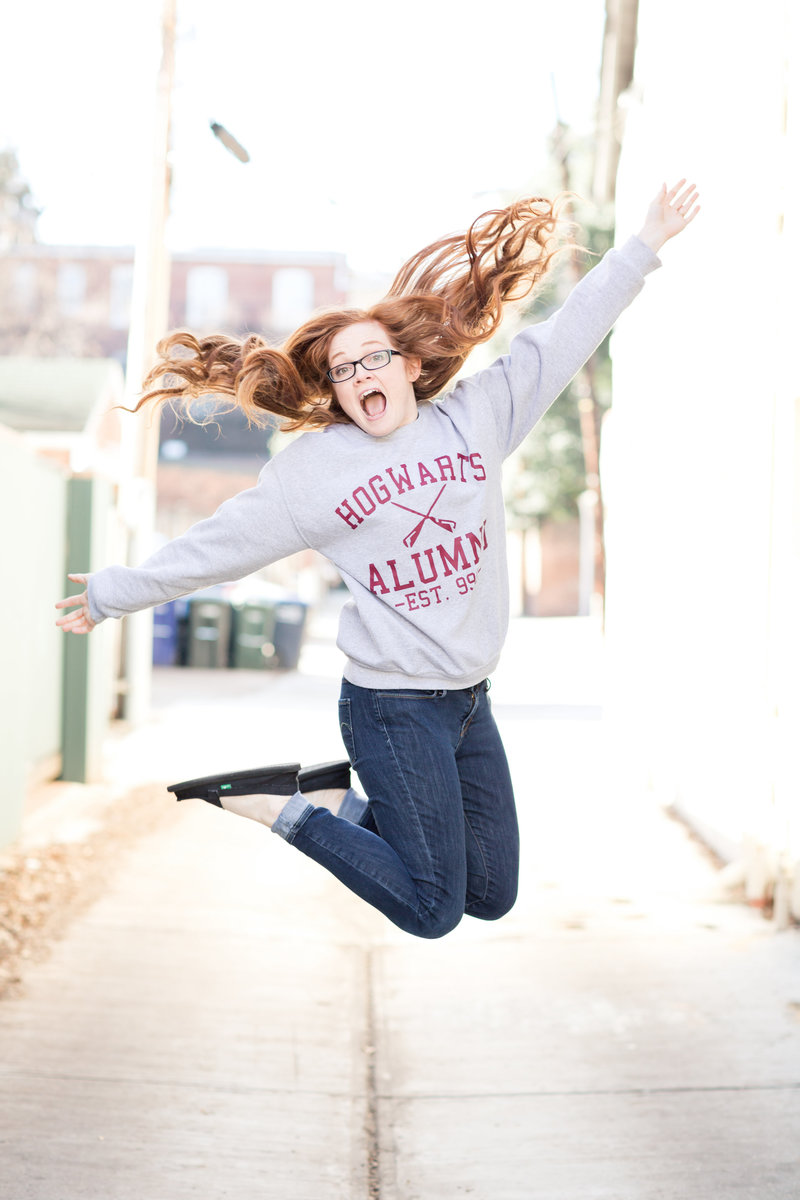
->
[1,614,799,1199]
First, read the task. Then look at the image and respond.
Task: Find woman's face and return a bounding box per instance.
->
[327,321,421,437]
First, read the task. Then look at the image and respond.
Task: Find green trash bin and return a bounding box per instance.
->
[273,600,309,669]
[187,594,233,668]
[231,600,277,670]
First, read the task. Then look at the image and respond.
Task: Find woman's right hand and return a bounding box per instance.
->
[55,573,97,634]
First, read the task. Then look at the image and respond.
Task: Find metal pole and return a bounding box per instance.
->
[120,0,176,723]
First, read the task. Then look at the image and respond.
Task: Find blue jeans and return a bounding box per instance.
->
[272,679,519,939]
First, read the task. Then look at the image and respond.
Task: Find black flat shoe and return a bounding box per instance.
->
[168,762,300,807]
[298,760,351,791]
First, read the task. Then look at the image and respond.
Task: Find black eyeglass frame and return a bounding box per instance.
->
[326,349,403,384]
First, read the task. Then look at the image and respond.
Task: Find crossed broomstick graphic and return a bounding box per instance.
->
[391,484,456,548]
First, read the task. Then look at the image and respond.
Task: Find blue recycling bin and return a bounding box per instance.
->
[152,599,186,665]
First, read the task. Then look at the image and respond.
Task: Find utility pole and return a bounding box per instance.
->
[120,0,176,723]
[549,118,607,617]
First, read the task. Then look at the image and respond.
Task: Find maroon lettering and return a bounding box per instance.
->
[368,564,389,594]
[386,463,414,494]
[411,548,439,584]
[336,500,363,529]
[387,559,415,591]
[437,537,470,576]
[395,586,445,611]
[465,530,483,563]
[435,455,455,481]
[370,474,391,504]
[463,523,488,559]
[337,453,487,528]
[353,486,376,517]
[417,461,437,486]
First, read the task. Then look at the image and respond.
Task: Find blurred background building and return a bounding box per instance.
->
[0,243,347,365]
[0,240,347,531]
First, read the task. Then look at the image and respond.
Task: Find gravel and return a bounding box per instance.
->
[0,783,177,999]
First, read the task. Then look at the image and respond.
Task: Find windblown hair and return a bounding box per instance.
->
[137,195,566,432]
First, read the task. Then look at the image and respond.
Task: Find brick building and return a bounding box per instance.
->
[0,244,348,364]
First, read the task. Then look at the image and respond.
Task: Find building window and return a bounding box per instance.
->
[109,264,134,330]
[185,266,229,329]
[14,263,37,313]
[57,263,87,315]
[272,268,314,329]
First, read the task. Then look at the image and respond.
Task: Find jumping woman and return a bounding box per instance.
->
[56,179,700,939]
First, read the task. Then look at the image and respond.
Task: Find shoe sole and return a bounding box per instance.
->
[168,762,301,805]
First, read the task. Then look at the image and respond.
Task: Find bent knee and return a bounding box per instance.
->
[466,881,518,923]
[404,903,463,940]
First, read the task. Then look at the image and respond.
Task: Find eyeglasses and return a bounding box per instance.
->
[326,349,402,384]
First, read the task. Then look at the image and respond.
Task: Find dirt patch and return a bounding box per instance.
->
[0,783,178,1000]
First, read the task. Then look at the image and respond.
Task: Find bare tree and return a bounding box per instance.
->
[0,149,40,248]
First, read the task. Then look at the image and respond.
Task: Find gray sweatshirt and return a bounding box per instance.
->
[88,236,659,689]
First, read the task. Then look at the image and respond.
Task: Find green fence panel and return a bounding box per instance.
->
[61,476,114,782]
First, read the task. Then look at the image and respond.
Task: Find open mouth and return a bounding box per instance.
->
[359,388,387,419]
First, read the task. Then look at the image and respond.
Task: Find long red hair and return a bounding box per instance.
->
[138,195,564,432]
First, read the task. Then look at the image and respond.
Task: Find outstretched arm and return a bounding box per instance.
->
[636,179,700,253]
[54,448,312,629]
[472,176,700,457]
[55,574,97,635]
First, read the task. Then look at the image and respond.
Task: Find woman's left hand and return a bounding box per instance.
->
[637,179,700,253]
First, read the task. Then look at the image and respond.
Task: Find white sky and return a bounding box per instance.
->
[2,0,606,271]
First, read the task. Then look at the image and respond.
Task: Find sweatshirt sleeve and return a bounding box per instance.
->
[463,236,660,458]
[87,459,309,623]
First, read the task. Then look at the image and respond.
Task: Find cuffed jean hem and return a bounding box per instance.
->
[338,787,369,825]
[271,792,314,842]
